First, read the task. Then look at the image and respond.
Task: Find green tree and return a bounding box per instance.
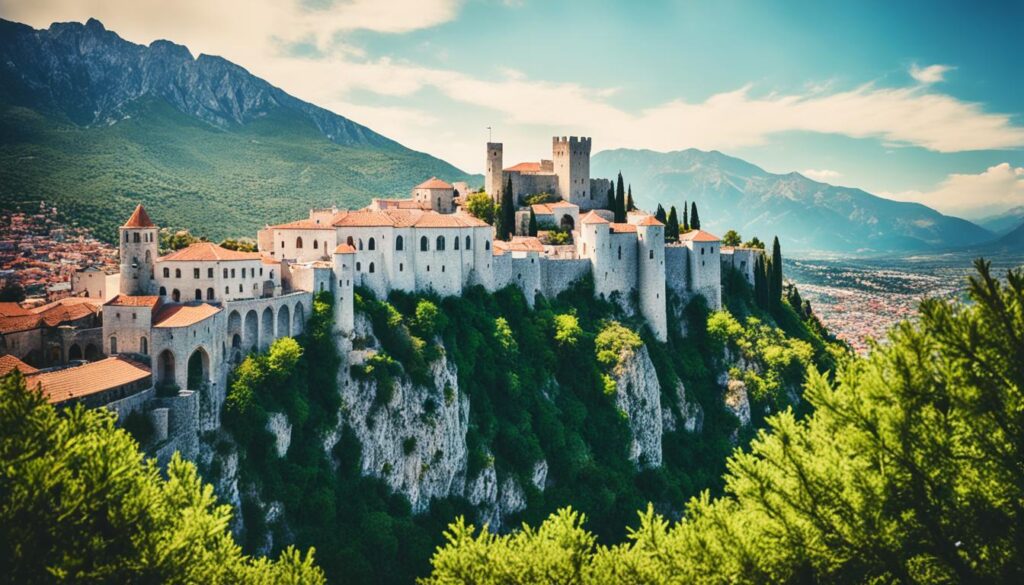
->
[721,230,742,247]
[743,236,765,249]
[666,206,680,241]
[614,173,626,222]
[0,281,25,302]
[219,238,257,252]
[682,201,689,232]
[465,192,496,225]
[528,207,538,236]
[654,204,666,224]
[426,261,1024,584]
[496,177,515,241]
[690,201,701,230]
[626,185,635,212]
[753,253,768,309]
[606,186,615,211]
[769,236,783,308]
[0,372,325,584]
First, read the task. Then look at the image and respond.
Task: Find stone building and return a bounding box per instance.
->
[485,136,605,211]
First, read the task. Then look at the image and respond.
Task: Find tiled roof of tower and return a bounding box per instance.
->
[123,204,155,228]
[0,302,31,317]
[106,295,162,308]
[415,177,453,189]
[504,162,542,173]
[679,229,721,242]
[0,354,37,376]
[153,303,221,328]
[412,213,489,228]
[159,242,261,262]
[267,219,336,230]
[581,211,610,224]
[25,356,150,405]
[637,215,664,226]
[334,244,356,254]
[610,223,637,233]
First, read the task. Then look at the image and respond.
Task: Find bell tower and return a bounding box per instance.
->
[119,204,159,296]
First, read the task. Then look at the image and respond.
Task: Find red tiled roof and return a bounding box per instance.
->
[29,297,102,314]
[266,219,336,231]
[581,211,610,225]
[123,204,155,228]
[333,210,406,228]
[493,237,545,254]
[412,213,489,228]
[551,201,577,208]
[25,356,150,405]
[37,303,99,327]
[375,199,432,210]
[159,242,261,262]
[0,354,38,376]
[106,295,162,308]
[153,303,221,328]
[0,302,31,317]
[610,223,638,233]
[637,215,664,227]
[0,314,41,334]
[334,244,356,254]
[261,255,281,265]
[415,177,453,189]
[679,230,721,243]
[504,162,542,173]
[531,204,554,215]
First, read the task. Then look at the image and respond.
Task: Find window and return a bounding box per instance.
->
[356,262,361,272]
[466,236,471,249]
[485,240,491,251]
[239,284,243,292]
[223,268,228,278]
[396,235,404,251]
[159,286,167,296]
[296,237,304,249]
[110,336,117,354]
[207,288,214,300]
[172,289,180,302]
[231,269,236,278]
[270,270,274,279]
[133,233,140,243]
[280,241,285,248]
[399,263,403,272]
[314,240,319,249]
[195,289,202,301]
[141,337,148,355]
[618,246,622,260]
[163,267,170,277]
[427,265,430,272]
[442,265,445,272]
[260,268,263,276]
[358,239,364,251]
[649,250,654,260]
[369,262,375,273]
[420,236,429,251]
[454,237,460,250]
[175,268,182,278]
[368,237,376,251]
[208,268,213,278]
[701,247,705,255]
[194,268,200,279]
[242,268,246,278]
[436,236,445,250]
[225,286,229,294]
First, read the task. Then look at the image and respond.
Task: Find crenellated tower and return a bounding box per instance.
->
[118,204,158,296]
[552,136,591,206]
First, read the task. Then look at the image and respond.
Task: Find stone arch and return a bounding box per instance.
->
[277,304,291,338]
[244,310,258,352]
[436,235,445,250]
[159,286,167,296]
[296,237,304,249]
[368,237,376,250]
[157,349,176,387]
[172,289,181,302]
[84,343,101,361]
[68,343,82,361]
[186,347,210,390]
[231,333,242,363]
[261,307,274,349]
[420,236,429,251]
[228,310,242,338]
[293,302,305,335]
[560,215,575,231]
[206,287,214,300]
[396,235,404,251]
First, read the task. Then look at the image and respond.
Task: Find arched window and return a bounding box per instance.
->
[314,240,319,249]
[195,289,202,301]
[466,236,471,249]
[133,232,140,243]
[175,268,181,278]
[454,236,460,250]
[618,246,622,260]
[420,236,429,251]
[296,237,304,249]
[358,239,364,251]
[110,336,118,354]
[369,262,375,273]
[396,235,404,251]
[163,267,170,277]
[356,262,361,272]
[347,236,354,247]
[436,236,445,250]
[140,337,148,355]
[269,270,274,279]
[207,287,214,300]
[125,233,129,242]
[172,289,180,302]
[485,240,491,251]
[159,286,167,296]
[368,237,376,251]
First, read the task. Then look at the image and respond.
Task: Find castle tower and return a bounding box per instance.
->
[553,136,591,206]
[333,244,355,336]
[118,204,158,296]
[485,142,504,203]
[579,211,613,298]
[637,216,667,341]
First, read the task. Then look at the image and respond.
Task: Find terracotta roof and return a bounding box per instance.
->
[153,303,221,328]
[637,215,664,227]
[610,223,638,233]
[0,354,38,376]
[29,297,102,314]
[160,242,261,262]
[26,357,150,405]
[334,244,356,254]
[551,201,577,209]
[493,237,545,254]
[123,204,155,228]
[412,213,489,228]
[37,302,99,327]
[531,204,554,215]
[0,314,41,334]
[375,198,432,210]
[0,302,31,317]
[261,255,281,265]
[581,211,610,225]
[415,177,453,189]
[504,162,542,173]
[333,210,406,228]
[679,229,721,243]
[106,295,162,308]
[266,219,336,230]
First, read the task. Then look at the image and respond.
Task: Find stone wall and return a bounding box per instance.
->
[539,257,590,300]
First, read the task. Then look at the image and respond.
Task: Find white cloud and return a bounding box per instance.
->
[910,63,953,85]
[802,169,842,182]
[881,163,1024,218]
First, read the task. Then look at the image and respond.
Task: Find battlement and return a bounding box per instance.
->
[552,136,592,150]
[486,142,503,152]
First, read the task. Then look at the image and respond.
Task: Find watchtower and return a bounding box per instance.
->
[118,204,158,296]
[552,136,591,206]
[485,142,504,203]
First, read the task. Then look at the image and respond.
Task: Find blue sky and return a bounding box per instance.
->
[3,0,1023,218]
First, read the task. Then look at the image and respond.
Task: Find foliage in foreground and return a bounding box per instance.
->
[423,261,1024,584]
[0,372,324,584]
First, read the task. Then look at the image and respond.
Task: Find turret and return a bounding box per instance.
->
[552,136,591,206]
[118,204,158,296]
[637,215,667,341]
[485,142,504,203]
[333,244,356,336]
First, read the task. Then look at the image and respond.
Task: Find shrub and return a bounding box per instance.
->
[594,321,642,370]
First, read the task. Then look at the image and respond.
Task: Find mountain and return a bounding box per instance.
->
[977,206,1024,236]
[0,18,479,241]
[592,148,994,254]
[970,221,1024,254]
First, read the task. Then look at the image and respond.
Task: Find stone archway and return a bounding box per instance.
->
[244,310,259,353]
[277,304,291,338]
[261,307,274,349]
[68,344,82,361]
[84,343,101,361]
[560,214,575,231]
[228,310,242,340]
[157,350,176,388]
[292,302,305,335]
[187,347,210,390]
[231,333,242,364]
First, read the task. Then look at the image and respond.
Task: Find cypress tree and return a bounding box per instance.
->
[655,204,667,224]
[615,173,626,222]
[528,207,538,237]
[626,185,635,212]
[606,186,615,211]
[682,202,689,232]
[690,201,701,230]
[666,206,679,241]
[770,236,783,307]
[496,176,515,241]
[754,254,768,309]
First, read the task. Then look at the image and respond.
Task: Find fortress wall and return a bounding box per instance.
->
[511,173,559,202]
[721,248,759,285]
[539,257,590,300]
[594,233,638,303]
[588,178,611,210]
[412,230,466,297]
[106,386,155,421]
[665,245,690,299]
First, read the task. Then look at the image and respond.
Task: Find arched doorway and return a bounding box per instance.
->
[187,348,210,390]
[68,344,82,361]
[172,289,181,302]
[84,344,101,361]
[231,334,242,363]
[292,303,305,335]
[244,310,259,352]
[560,214,575,231]
[277,304,291,338]
[158,350,176,387]
[261,307,274,349]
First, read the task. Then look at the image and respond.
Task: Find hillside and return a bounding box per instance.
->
[970,220,1024,253]
[0,18,479,241]
[977,206,1024,236]
[592,148,994,254]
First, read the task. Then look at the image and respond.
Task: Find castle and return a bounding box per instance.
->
[0,135,764,463]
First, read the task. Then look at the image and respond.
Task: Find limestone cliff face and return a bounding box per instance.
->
[613,345,664,468]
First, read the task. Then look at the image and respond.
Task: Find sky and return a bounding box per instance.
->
[2,0,1023,220]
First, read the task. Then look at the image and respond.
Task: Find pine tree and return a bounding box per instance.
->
[682,202,689,232]
[690,201,701,230]
[655,204,667,224]
[496,176,515,241]
[528,207,538,237]
[615,173,626,222]
[626,185,635,212]
[666,206,679,241]
[770,236,783,307]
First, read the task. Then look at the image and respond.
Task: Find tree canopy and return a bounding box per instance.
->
[464,192,496,225]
